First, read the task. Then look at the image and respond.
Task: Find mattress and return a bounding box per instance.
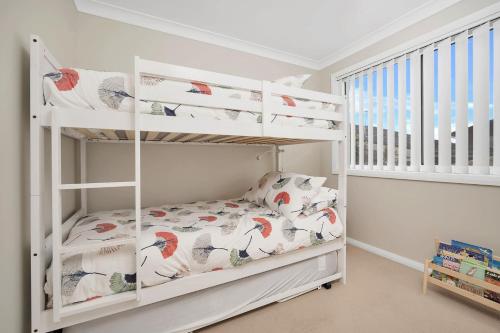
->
[45,198,343,306]
[43,68,338,130]
[64,251,339,333]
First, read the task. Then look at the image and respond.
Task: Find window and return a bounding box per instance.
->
[337,19,500,186]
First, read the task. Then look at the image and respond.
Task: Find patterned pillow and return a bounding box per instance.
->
[301,187,338,216]
[243,171,281,206]
[263,172,326,221]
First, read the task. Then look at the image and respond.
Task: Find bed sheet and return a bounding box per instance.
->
[45,198,343,306]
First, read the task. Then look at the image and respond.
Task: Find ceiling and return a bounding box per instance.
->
[74,0,460,69]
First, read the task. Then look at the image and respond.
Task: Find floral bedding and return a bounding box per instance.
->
[42,68,338,130]
[45,198,343,306]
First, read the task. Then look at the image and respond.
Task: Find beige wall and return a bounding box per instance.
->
[71,11,325,212]
[1,1,79,332]
[313,0,500,262]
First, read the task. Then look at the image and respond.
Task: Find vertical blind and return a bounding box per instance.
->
[344,20,500,177]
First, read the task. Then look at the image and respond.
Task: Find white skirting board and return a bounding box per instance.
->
[346,237,424,272]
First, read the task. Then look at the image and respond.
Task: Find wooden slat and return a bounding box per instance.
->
[161,133,183,142]
[472,23,490,175]
[209,135,242,143]
[422,45,435,172]
[494,20,500,175]
[175,133,205,142]
[410,50,422,172]
[77,128,98,140]
[437,38,452,173]
[358,72,365,168]
[125,131,135,140]
[367,69,374,169]
[376,65,384,169]
[455,32,469,174]
[191,134,218,142]
[387,60,395,170]
[398,55,407,171]
[145,131,159,141]
[100,129,119,140]
[427,276,500,311]
[349,76,356,168]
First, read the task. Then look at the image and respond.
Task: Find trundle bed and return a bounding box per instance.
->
[30,35,348,333]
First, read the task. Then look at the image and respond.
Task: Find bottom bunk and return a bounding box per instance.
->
[46,196,343,307]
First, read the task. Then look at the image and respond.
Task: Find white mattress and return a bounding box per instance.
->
[45,198,343,307]
[43,68,338,130]
[64,250,339,333]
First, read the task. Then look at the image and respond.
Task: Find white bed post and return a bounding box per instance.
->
[30,35,45,333]
[134,56,142,301]
[339,94,348,285]
[274,145,283,172]
[80,139,87,215]
[51,110,63,322]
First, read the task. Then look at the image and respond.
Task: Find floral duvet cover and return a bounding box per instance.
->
[43,68,338,130]
[45,198,343,306]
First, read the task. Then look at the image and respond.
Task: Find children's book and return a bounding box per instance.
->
[459,259,486,281]
[457,280,485,297]
[485,270,500,286]
[451,240,493,267]
[437,242,485,266]
[484,290,500,304]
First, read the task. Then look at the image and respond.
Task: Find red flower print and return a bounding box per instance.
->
[54,68,79,91]
[199,216,217,222]
[281,95,296,107]
[191,82,212,95]
[252,217,272,238]
[149,210,166,218]
[225,202,239,208]
[274,192,291,207]
[93,223,116,233]
[142,231,178,259]
[320,208,337,224]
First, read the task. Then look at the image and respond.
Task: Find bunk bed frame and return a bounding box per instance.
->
[30,35,348,333]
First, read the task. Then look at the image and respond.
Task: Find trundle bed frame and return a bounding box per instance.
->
[30,35,348,333]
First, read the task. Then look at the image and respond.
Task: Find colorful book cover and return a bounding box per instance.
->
[459,259,486,281]
[457,280,485,297]
[492,260,500,270]
[484,290,500,304]
[437,242,485,265]
[451,240,493,267]
[485,270,500,286]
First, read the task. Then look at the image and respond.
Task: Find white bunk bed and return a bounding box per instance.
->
[30,35,348,333]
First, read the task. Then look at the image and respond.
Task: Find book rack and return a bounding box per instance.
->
[422,241,500,312]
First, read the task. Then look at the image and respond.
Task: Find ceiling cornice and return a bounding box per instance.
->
[74,0,461,71]
[317,0,461,69]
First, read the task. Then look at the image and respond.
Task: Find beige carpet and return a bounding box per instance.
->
[198,245,500,333]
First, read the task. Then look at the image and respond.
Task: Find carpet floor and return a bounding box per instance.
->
[198,245,500,333]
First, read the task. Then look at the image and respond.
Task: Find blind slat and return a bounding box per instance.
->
[422,46,435,172]
[398,56,407,170]
[454,32,469,173]
[358,73,365,168]
[376,64,384,169]
[437,38,452,173]
[410,51,421,171]
[368,69,374,169]
[493,22,500,175]
[387,61,395,170]
[472,23,490,175]
[350,76,356,168]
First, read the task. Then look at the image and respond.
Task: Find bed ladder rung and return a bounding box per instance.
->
[61,237,135,255]
[58,181,136,190]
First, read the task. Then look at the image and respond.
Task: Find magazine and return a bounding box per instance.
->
[451,240,493,267]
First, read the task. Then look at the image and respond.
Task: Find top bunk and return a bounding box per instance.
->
[31,36,346,145]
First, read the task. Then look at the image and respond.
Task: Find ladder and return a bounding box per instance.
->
[50,92,142,321]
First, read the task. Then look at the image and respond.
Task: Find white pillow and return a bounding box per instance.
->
[273,74,311,88]
[302,187,338,216]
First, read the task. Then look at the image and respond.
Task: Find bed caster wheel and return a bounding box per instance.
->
[322,282,332,289]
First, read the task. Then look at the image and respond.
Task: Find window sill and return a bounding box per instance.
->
[345,168,500,187]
